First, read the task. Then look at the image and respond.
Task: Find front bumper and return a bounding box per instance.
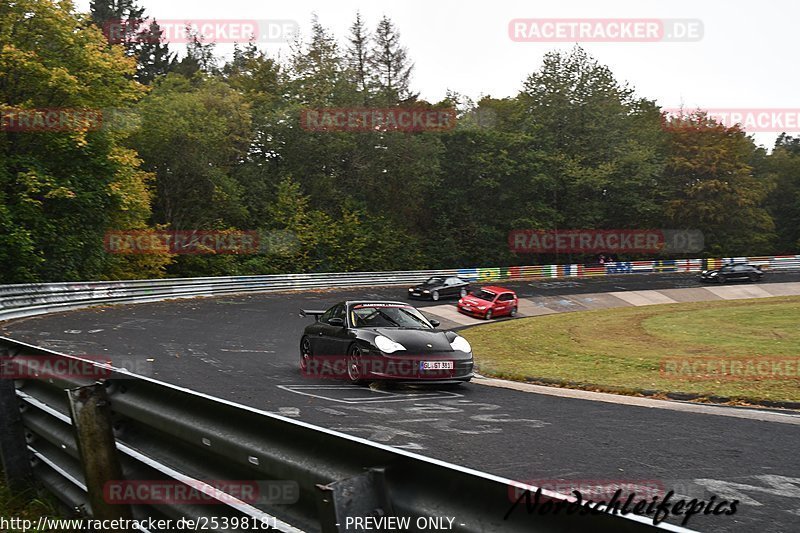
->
[457,305,488,318]
[362,350,474,381]
[408,290,431,299]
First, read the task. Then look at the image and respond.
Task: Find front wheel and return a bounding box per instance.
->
[718,275,726,284]
[347,345,366,385]
[749,273,759,282]
[432,290,440,301]
[485,310,493,320]
[460,288,467,297]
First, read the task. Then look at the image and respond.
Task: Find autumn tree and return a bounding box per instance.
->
[0,0,169,282]
[660,111,775,255]
[762,134,800,252]
[517,46,665,256]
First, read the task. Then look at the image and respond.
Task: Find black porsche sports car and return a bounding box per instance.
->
[300,301,474,384]
[698,263,764,283]
[408,276,470,301]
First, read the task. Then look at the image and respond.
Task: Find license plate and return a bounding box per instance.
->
[463,306,472,310]
[412,292,421,296]
[420,361,454,370]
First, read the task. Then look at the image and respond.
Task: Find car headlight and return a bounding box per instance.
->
[408,288,413,291]
[709,272,718,276]
[375,336,406,353]
[477,306,486,310]
[423,290,430,293]
[450,335,471,353]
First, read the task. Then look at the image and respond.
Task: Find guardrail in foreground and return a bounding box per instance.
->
[0,338,692,532]
[1,255,797,323]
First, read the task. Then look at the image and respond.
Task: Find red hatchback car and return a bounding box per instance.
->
[457,286,518,320]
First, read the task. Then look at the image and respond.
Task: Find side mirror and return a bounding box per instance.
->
[328,317,345,327]
[429,319,440,328]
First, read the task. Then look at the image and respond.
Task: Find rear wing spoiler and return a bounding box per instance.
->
[301,309,326,321]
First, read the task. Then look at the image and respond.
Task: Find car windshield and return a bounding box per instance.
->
[471,290,496,302]
[351,304,432,329]
[424,277,444,285]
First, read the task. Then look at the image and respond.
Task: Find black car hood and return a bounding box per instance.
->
[372,328,454,353]
[411,283,442,290]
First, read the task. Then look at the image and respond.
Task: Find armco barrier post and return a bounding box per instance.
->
[316,468,393,533]
[67,384,133,523]
[0,355,34,492]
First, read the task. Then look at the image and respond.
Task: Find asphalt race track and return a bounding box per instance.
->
[3,272,800,532]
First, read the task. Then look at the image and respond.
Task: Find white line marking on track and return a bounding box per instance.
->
[220,349,276,353]
[277,384,462,403]
[476,378,800,425]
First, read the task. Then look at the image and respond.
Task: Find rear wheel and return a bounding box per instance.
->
[460,288,467,297]
[432,290,440,301]
[510,306,518,317]
[485,310,493,320]
[347,345,366,385]
[300,337,312,373]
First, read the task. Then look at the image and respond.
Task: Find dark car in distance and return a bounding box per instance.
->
[300,301,474,384]
[699,263,764,283]
[408,276,470,301]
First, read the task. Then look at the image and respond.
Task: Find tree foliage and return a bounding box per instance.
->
[1,7,795,282]
[0,0,166,282]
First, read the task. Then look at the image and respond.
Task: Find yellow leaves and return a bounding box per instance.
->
[16,170,76,205]
[17,170,51,195]
[2,0,145,109]
[106,147,153,218]
[43,187,76,200]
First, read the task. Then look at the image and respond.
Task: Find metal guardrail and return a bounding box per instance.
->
[1,255,798,322]
[0,337,692,532]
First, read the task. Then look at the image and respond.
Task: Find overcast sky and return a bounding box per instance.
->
[74,0,799,149]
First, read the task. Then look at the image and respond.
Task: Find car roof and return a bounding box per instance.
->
[480,285,512,293]
[345,300,413,307]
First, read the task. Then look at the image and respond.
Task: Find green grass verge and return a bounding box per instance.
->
[461,296,800,404]
[0,477,60,531]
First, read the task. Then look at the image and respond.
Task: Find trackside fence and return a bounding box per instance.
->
[1,255,797,322]
[0,338,692,532]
